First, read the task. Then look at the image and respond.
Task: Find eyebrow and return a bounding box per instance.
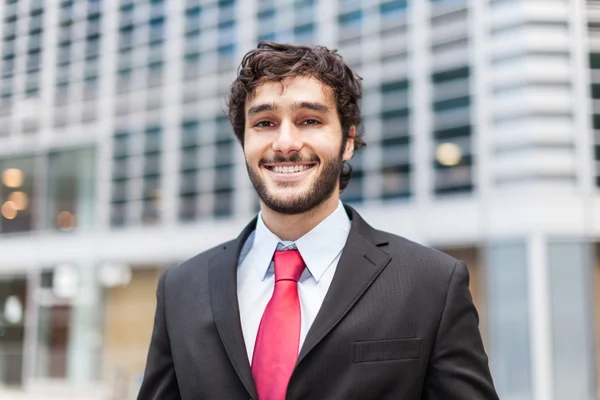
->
[246,101,330,118]
[291,101,330,114]
[247,103,278,118]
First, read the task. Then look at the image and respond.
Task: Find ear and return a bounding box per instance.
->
[343,126,356,162]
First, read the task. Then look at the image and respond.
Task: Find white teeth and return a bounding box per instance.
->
[272,165,311,173]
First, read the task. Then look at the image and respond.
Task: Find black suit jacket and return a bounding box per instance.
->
[138,205,498,400]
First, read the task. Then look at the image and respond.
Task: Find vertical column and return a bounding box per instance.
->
[569,0,594,196]
[96,0,118,230]
[22,269,40,388]
[469,0,492,211]
[527,234,553,400]
[410,0,433,219]
[161,0,184,227]
[485,240,533,399]
[316,0,337,48]
[233,0,258,218]
[547,240,596,400]
[66,263,103,384]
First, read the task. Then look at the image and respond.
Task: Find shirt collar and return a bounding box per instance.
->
[251,201,350,282]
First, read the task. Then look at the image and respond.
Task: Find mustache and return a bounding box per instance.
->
[259,153,319,165]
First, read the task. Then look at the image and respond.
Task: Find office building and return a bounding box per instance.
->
[0,0,595,399]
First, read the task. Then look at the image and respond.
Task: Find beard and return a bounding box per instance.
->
[246,141,346,215]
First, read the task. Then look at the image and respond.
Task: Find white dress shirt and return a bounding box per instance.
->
[237,201,351,362]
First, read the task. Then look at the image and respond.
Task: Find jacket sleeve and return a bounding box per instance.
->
[422,261,499,400]
[137,270,181,400]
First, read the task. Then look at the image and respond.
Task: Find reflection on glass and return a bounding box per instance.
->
[2,168,22,188]
[0,276,27,386]
[2,201,17,220]
[8,191,27,210]
[1,157,35,233]
[35,267,103,383]
[436,142,462,167]
[46,148,96,231]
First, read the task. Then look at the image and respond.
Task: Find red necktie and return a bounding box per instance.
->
[251,249,306,400]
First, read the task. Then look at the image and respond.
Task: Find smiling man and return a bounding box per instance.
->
[138,42,498,400]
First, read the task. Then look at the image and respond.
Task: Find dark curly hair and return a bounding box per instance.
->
[227,41,366,191]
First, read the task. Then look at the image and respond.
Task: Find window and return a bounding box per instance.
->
[120,3,135,26]
[218,43,236,59]
[0,156,36,234]
[27,50,42,72]
[377,80,411,199]
[111,132,131,227]
[185,6,202,32]
[380,0,407,17]
[257,8,275,40]
[57,42,71,65]
[148,41,163,63]
[432,66,470,83]
[55,82,70,105]
[590,53,600,69]
[183,52,201,80]
[119,25,134,50]
[149,17,165,43]
[147,61,164,87]
[212,115,235,217]
[83,76,99,100]
[86,37,101,59]
[181,120,200,147]
[340,152,364,203]
[258,32,276,42]
[29,14,44,34]
[28,33,42,52]
[2,58,14,77]
[338,10,362,28]
[218,0,235,21]
[87,14,102,37]
[294,0,314,24]
[179,120,203,221]
[592,83,600,100]
[144,126,162,154]
[116,68,132,93]
[46,148,96,231]
[218,20,236,45]
[433,96,470,112]
[294,23,314,44]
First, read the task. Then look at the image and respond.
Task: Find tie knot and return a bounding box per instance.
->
[273,249,305,282]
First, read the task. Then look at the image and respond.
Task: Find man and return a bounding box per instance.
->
[138,42,498,400]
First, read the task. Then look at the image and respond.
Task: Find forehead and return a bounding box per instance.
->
[245,76,335,111]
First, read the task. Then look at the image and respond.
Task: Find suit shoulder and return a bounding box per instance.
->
[163,239,235,283]
[375,229,460,271]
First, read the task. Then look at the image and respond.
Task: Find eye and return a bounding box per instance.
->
[302,119,321,125]
[253,120,274,128]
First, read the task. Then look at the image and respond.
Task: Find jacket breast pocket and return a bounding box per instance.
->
[353,338,421,363]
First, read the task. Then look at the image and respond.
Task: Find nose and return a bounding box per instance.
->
[271,120,303,155]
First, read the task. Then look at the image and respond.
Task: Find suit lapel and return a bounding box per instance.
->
[209,218,258,400]
[296,206,392,365]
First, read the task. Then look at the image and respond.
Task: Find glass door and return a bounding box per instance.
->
[0,274,27,387]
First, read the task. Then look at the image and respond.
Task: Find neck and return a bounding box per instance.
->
[260,194,341,242]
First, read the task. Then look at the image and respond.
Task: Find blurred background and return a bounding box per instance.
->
[0,0,596,399]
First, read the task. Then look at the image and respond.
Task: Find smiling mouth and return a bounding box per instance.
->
[263,164,316,174]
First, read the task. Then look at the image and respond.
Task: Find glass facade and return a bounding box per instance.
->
[0,0,595,397]
[1,157,36,234]
[485,241,532,399]
[46,148,96,231]
[0,274,27,387]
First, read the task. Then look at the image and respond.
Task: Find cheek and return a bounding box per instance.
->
[243,139,264,163]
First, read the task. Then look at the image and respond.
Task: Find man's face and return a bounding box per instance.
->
[243,76,354,215]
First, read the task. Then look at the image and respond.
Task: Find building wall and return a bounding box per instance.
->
[101,268,161,391]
